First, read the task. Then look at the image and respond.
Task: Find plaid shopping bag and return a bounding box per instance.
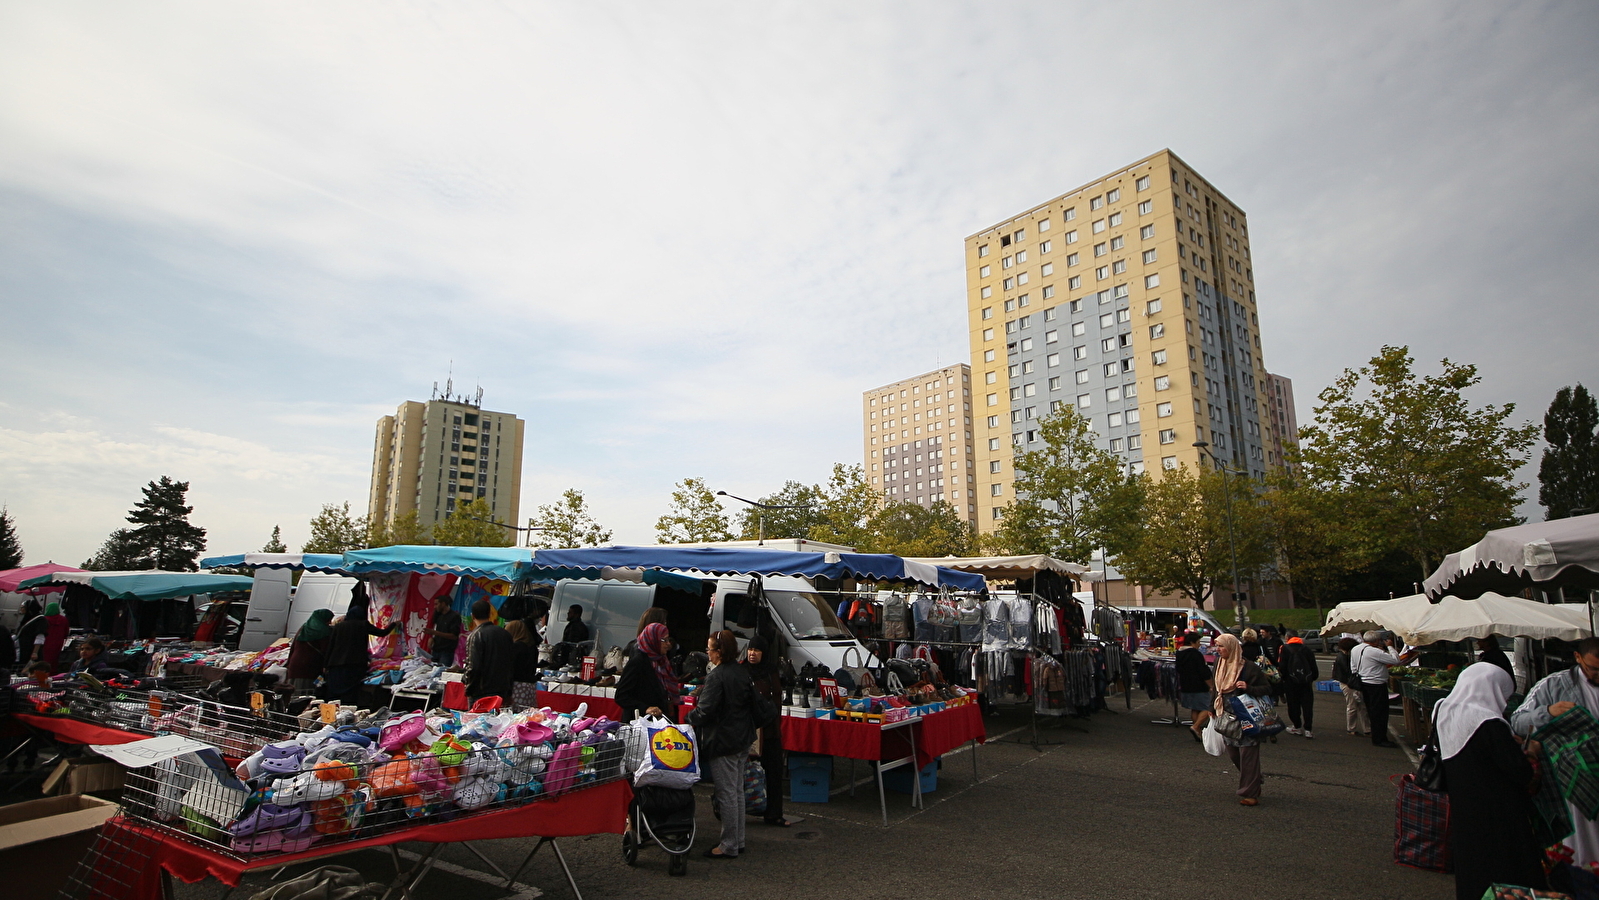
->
[1393,773,1452,873]
[1535,706,1599,822]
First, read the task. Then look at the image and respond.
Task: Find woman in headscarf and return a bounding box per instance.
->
[285,609,333,694]
[616,622,681,722]
[502,604,541,684]
[1439,662,1543,900]
[321,584,397,706]
[35,601,70,672]
[744,634,789,827]
[1213,633,1273,806]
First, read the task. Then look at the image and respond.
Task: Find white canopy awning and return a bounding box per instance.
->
[1322,592,1591,645]
[902,554,1088,580]
[1425,513,1599,599]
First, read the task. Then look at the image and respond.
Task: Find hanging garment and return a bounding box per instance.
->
[1008,598,1033,651]
[982,599,1010,652]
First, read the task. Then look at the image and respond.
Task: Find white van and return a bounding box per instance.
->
[284,574,359,639]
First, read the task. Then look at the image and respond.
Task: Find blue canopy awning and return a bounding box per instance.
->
[200,553,349,573]
[16,570,257,601]
[528,546,986,591]
[339,546,532,583]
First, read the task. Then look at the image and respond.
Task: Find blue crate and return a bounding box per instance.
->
[882,759,939,795]
[1315,680,1344,693]
[788,753,831,803]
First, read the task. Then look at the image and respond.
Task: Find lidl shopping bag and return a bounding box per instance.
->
[1228,692,1287,739]
[632,716,701,790]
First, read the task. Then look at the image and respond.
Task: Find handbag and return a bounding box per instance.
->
[1414,733,1447,793]
[1212,710,1245,741]
[1393,773,1452,873]
[743,757,768,815]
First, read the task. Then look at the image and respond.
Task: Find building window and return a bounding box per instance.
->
[1152,349,1168,366]
[1017,272,1029,284]
[1045,329,1058,343]
[1065,230,1077,244]
[981,307,993,320]
[983,328,994,341]
[1041,262,1053,276]
[1155,375,1171,391]
[1110,236,1125,251]
[1003,277,1014,290]
[1146,298,1162,315]
[1106,386,1122,402]
[1139,200,1153,215]
[986,371,998,384]
[1099,313,1114,329]
[1126,407,1140,422]
[1076,393,1092,408]
[1047,353,1060,367]
[1094,242,1108,258]
[1074,345,1088,360]
[1090,196,1104,210]
[1021,360,1035,374]
[1019,338,1033,351]
[981,286,993,299]
[1150,323,1165,339]
[1160,429,1176,444]
[1113,260,1127,274]
[1145,273,1161,289]
[1005,299,1016,313]
[984,349,996,362]
[978,244,989,257]
[1040,239,1052,254]
[991,483,1004,496]
[1039,218,1051,232]
[1042,286,1055,300]
[1110,438,1124,451]
[1108,412,1124,427]
[1107,188,1120,202]
[987,393,998,406]
[1019,314,1031,328]
[1142,249,1158,264]
[1157,402,1173,417]
[1096,266,1109,281]
[987,415,999,427]
[1129,434,1142,450]
[1136,176,1150,191]
[1064,207,1076,221]
[1109,212,1122,227]
[1068,275,1082,290]
[988,438,1001,450]
[1048,376,1061,390]
[1162,456,1178,470]
[1075,368,1089,384]
[1092,219,1106,234]
[1103,362,1118,377]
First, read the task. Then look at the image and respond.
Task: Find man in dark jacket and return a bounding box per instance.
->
[561,604,590,644]
[465,599,515,705]
[1278,636,1320,738]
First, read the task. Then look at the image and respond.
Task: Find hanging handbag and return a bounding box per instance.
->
[1414,732,1447,793]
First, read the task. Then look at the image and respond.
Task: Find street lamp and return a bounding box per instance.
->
[459,515,552,548]
[715,491,809,546]
[1193,440,1247,628]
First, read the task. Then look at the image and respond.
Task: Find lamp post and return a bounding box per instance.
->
[459,515,552,548]
[1193,441,1247,628]
[715,491,809,546]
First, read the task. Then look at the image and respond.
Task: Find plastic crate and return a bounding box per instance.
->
[788,753,831,803]
[882,760,938,795]
[1315,680,1344,693]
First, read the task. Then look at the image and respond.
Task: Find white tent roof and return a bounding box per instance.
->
[1425,512,1599,598]
[1322,592,1591,645]
[902,555,1088,580]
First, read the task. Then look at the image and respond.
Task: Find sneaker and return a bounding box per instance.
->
[1287,727,1302,736]
[1303,731,1314,739]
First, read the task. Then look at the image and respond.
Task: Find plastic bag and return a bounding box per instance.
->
[1202,719,1225,757]
[632,715,700,790]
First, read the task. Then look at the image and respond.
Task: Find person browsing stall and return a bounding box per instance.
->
[1351,630,1415,748]
[321,584,398,706]
[1511,637,1599,874]
[285,609,333,694]
[744,634,791,828]
[616,621,681,722]
[68,638,112,675]
[562,603,590,644]
[1277,636,1320,738]
[1174,631,1214,740]
[464,599,515,705]
[690,630,757,859]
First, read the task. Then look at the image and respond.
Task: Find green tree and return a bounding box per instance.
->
[1296,346,1539,581]
[84,529,145,571]
[1259,474,1379,615]
[367,510,431,548]
[655,477,734,543]
[0,507,22,570]
[261,525,287,554]
[734,481,828,542]
[996,406,1142,564]
[302,502,368,554]
[528,489,613,550]
[868,500,976,557]
[1112,466,1274,609]
[116,476,207,570]
[431,498,516,547]
[1539,384,1599,520]
[807,464,882,549]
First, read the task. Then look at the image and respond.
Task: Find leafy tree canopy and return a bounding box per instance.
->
[655,477,734,543]
[528,489,613,550]
[367,510,431,548]
[996,406,1142,564]
[734,481,829,542]
[261,525,287,554]
[431,498,516,547]
[85,476,207,571]
[1111,466,1273,609]
[867,500,976,558]
[1540,383,1599,520]
[0,507,22,570]
[302,502,368,554]
[807,464,883,549]
[1294,346,1538,580]
[84,528,145,571]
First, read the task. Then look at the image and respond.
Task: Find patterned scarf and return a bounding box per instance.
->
[638,623,681,701]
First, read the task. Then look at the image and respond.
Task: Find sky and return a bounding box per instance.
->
[1,1,1595,565]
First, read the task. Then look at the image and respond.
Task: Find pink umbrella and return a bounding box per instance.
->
[0,563,85,594]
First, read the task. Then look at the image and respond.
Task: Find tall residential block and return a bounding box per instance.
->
[965,149,1274,528]
[1264,372,1300,469]
[861,364,976,522]
[369,390,526,534]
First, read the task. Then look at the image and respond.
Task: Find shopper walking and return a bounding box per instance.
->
[1240,628,1261,662]
[1352,630,1414,747]
[285,609,333,694]
[617,622,681,722]
[1332,637,1370,736]
[1439,663,1545,900]
[1213,633,1272,805]
[690,630,756,859]
[744,634,790,827]
[322,584,397,706]
[464,599,515,706]
[1259,626,1285,666]
[1174,631,1214,739]
[1278,636,1319,738]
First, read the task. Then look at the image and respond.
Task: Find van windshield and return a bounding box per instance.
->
[766,590,851,641]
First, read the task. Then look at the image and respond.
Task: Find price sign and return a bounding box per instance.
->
[818,677,842,708]
[319,702,339,724]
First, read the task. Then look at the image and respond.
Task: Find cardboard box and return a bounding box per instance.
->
[42,757,124,796]
[0,794,119,900]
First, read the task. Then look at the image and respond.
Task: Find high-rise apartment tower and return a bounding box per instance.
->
[966,150,1275,528]
[369,391,526,535]
[862,364,976,523]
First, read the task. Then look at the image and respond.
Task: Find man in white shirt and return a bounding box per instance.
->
[1350,630,1415,748]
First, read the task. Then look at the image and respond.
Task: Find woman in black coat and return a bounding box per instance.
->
[1439,662,1545,900]
[321,584,396,706]
[615,622,680,722]
[744,634,789,827]
[689,630,756,860]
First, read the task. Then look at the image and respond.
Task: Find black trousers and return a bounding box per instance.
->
[1282,682,1315,732]
[1360,680,1390,745]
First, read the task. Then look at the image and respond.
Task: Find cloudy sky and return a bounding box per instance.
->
[2,2,1594,565]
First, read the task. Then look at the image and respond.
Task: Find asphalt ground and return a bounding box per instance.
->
[116,687,1454,900]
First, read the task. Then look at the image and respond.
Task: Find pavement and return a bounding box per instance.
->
[138,688,1454,900]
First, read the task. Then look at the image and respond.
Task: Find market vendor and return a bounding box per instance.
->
[321,584,398,706]
[424,595,462,665]
[1511,637,1599,870]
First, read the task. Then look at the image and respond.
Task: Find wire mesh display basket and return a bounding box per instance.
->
[119,728,631,860]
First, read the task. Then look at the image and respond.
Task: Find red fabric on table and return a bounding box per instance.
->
[781,704,987,770]
[537,689,623,722]
[13,712,150,745]
[781,715,886,762]
[915,702,987,768]
[110,778,632,900]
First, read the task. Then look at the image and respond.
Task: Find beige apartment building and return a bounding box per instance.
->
[1264,373,1300,470]
[369,393,526,536]
[965,149,1275,529]
[861,364,976,523]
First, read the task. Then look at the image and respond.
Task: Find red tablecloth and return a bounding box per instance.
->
[13,712,151,746]
[537,689,623,722]
[781,702,986,770]
[104,778,631,900]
